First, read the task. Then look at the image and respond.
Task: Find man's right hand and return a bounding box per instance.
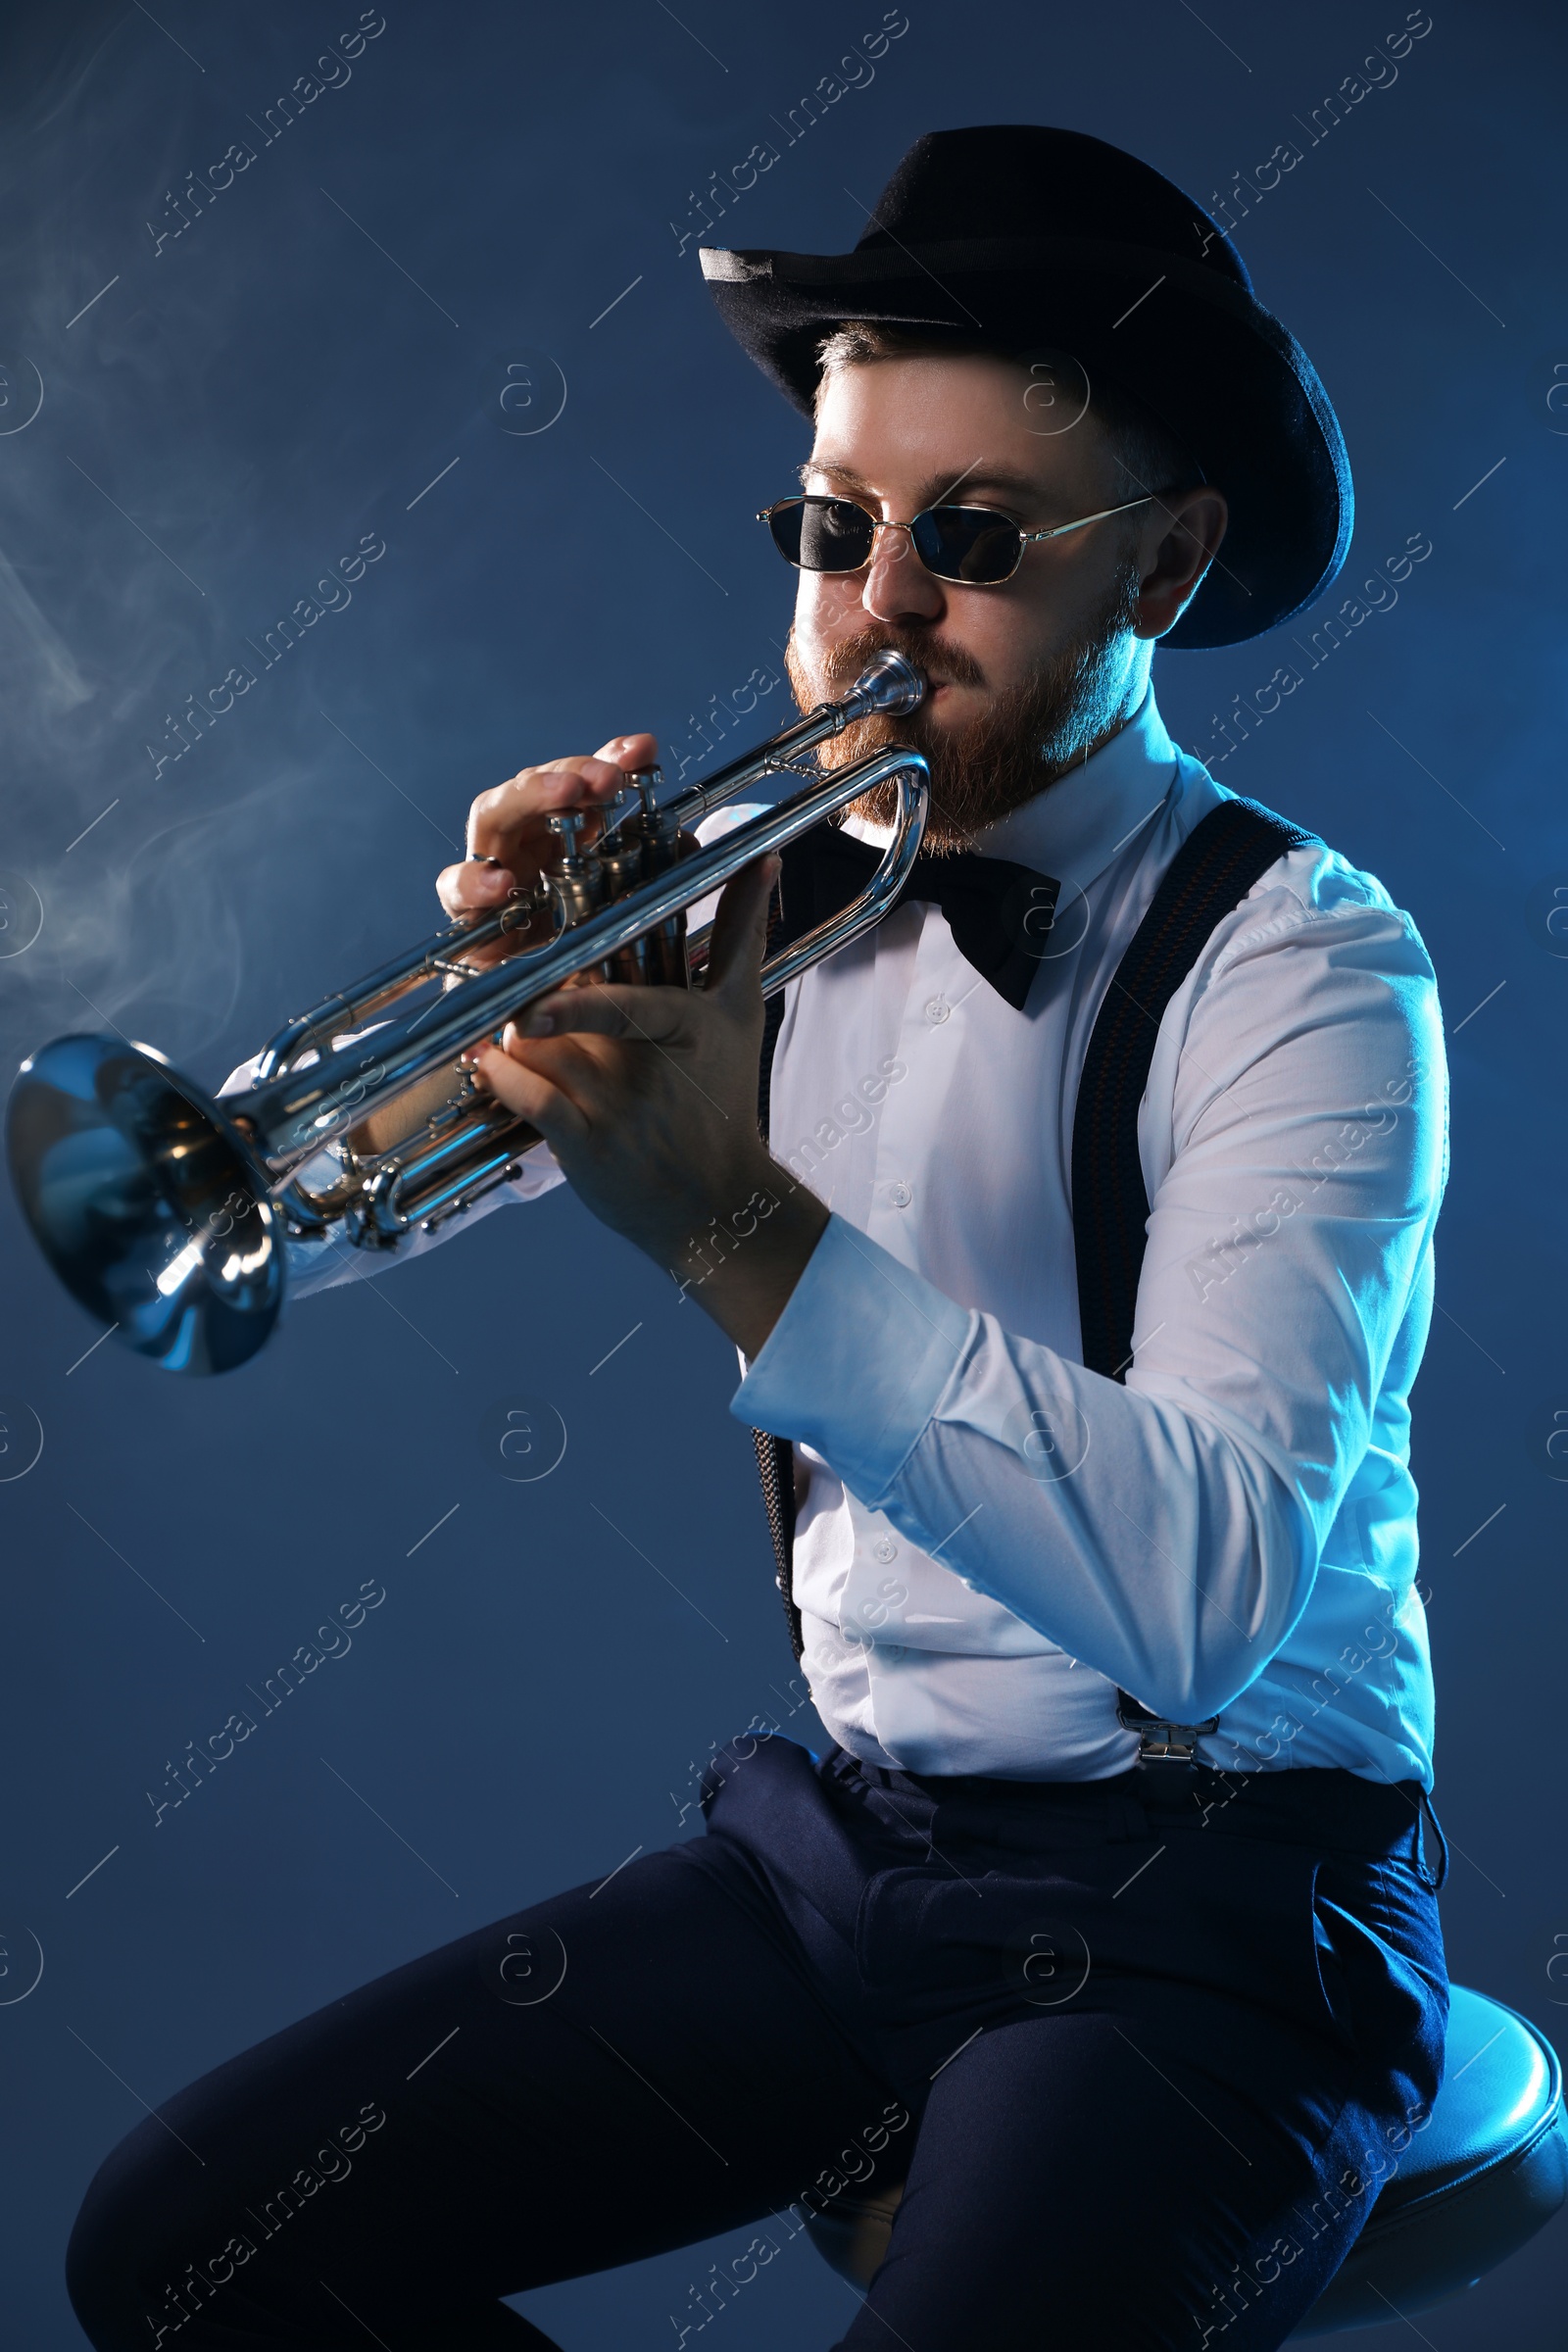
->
[435,731,660,965]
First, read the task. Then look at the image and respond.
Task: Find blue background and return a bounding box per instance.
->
[0,1,1563,2342]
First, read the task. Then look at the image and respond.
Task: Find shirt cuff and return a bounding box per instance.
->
[730,1212,971,1503]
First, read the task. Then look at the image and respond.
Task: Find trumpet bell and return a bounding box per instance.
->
[6,1034,281,1373]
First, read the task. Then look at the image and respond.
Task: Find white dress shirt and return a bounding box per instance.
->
[251,685,1447,1788]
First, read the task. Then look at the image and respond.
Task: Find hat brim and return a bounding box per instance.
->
[701,236,1352,650]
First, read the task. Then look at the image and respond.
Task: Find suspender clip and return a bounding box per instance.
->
[1116,1689,1219,1765]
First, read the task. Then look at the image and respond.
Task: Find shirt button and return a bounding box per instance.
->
[924,995,951,1025]
[886,1179,912,1208]
[872,1535,898,1562]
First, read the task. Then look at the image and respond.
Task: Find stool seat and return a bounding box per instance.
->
[803,1984,1568,2331]
[1293,1984,1567,2331]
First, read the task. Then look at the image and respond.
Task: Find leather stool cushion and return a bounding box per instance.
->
[803,1985,1568,2332]
[1292,1984,1567,2332]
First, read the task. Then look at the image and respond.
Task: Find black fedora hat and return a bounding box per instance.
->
[700,124,1352,650]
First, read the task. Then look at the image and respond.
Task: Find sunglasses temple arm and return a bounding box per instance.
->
[1034,495,1156,543]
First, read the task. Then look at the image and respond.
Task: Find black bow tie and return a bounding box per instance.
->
[775,823,1059,1011]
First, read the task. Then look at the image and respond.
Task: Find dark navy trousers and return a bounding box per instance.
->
[66,1736,1448,2351]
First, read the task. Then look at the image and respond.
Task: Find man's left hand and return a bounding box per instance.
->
[472,853,829,1357]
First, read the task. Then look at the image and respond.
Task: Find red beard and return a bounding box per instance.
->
[785,564,1143,853]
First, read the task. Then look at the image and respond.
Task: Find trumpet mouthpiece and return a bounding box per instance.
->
[842,650,925,720]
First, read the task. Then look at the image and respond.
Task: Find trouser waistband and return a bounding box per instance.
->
[822,1749,1448,1886]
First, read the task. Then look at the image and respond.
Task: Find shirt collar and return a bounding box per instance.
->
[845,682,1183,900]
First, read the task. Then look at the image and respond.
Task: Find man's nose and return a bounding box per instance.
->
[862,520,945,625]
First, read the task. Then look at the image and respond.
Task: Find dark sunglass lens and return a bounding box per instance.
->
[796,497,875,572]
[764,500,807,565]
[916,507,1022,583]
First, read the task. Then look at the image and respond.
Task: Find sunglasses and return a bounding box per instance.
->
[758,491,1154,586]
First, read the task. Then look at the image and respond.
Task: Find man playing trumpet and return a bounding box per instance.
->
[70,125,1449,2352]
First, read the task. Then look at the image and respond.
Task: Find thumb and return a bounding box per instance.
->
[704,853,779,1004]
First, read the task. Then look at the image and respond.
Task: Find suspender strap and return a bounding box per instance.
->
[1071,795,1319,1759]
[1071,795,1319,1385]
[752,1425,804,1658]
[751,793,1319,1686]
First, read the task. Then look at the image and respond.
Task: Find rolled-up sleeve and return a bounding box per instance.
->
[734,889,1447,1727]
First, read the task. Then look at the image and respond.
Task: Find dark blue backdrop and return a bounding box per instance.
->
[0,2,1563,2342]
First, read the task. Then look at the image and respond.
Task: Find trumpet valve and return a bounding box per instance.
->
[544,811,607,930]
[545,808,592,868]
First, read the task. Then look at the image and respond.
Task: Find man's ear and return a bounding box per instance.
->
[1133,489,1229,640]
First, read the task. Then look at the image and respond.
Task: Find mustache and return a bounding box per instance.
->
[815,626,987,701]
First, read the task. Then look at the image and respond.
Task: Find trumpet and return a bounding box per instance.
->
[7,653,928,1374]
